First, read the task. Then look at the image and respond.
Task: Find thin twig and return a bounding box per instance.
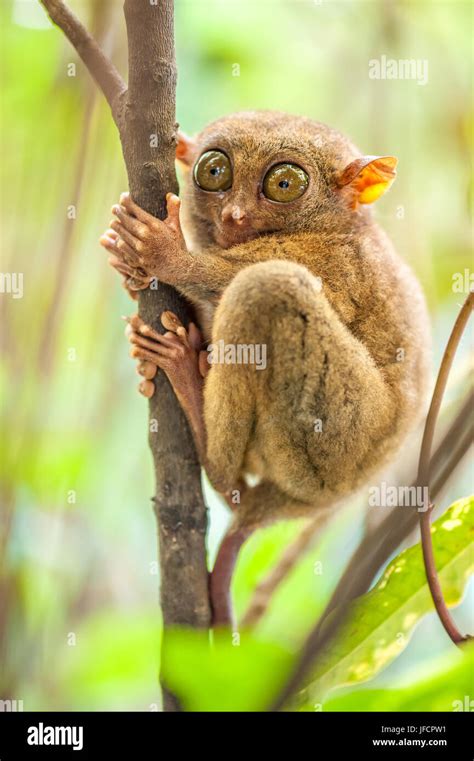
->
[429,390,473,477]
[40,0,126,121]
[431,427,472,500]
[417,292,473,644]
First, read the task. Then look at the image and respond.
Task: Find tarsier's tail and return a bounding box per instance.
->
[210,481,323,627]
[210,526,251,627]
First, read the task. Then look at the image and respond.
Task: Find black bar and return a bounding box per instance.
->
[0,711,471,758]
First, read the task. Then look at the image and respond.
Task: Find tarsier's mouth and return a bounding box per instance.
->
[214,227,275,249]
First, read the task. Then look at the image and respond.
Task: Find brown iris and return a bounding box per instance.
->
[263,163,309,202]
[194,150,232,192]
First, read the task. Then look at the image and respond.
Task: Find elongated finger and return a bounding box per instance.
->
[120,192,158,226]
[112,204,148,239]
[124,315,175,346]
[110,218,142,253]
[137,360,157,380]
[138,379,155,398]
[124,313,143,331]
[130,345,174,363]
[108,256,149,292]
[107,254,135,278]
[129,331,170,354]
[161,310,184,333]
[165,193,181,232]
[174,327,189,347]
[99,233,117,252]
[188,322,203,351]
[103,239,136,273]
[199,350,211,378]
[137,323,178,346]
[102,229,138,265]
[160,311,191,348]
[123,280,139,301]
[129,331,177,356]
[117,240,144,271]
[125,276,151,291]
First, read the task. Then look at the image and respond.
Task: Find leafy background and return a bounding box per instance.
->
[0,0,472,711]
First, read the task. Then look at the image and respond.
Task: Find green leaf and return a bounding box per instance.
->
[301,495,474,705]
[161,628,293,711]
[321,644,474,712]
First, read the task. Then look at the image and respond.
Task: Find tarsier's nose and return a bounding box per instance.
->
[221,204,248,226]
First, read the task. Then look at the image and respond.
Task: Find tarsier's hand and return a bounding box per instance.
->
[99,192,188,293]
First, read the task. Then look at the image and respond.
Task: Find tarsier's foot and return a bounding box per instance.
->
[125,311,207,403]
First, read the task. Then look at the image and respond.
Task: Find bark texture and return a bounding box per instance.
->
[40,0,211,712]
[121,0,210,630]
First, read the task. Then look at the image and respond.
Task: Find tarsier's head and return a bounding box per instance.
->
[176,111,397,250]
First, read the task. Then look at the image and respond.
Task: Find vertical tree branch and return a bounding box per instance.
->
[121,0,211,712]
[39,0,212,711]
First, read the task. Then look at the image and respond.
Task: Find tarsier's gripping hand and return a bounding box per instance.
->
[99,192,189,291]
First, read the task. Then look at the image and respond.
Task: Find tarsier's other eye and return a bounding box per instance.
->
[263,163,309,203]
[194,150,232,192]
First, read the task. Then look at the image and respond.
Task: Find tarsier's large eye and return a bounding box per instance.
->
[194,150,232,192]
[263,163,309,203]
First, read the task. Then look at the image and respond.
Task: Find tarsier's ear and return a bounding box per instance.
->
[176,131,196,168]
[337,155,397,208]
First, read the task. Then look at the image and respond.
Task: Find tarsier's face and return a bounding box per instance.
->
[192,147,312,249]
[179,111,397,250]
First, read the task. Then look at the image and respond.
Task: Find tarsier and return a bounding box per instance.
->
[100,111,430,626]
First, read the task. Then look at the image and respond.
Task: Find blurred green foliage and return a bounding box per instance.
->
[0,0,472,710]
[161,629,294,712]
[160,497,473,711]
[301,496,474,706]
[322,644,474,712]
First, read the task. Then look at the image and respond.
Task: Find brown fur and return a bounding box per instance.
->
[172,111,431,528]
